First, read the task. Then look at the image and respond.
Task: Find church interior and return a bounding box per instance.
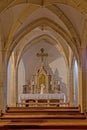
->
[0,0,87,129]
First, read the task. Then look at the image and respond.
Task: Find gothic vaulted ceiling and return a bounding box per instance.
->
[0,0,87,67]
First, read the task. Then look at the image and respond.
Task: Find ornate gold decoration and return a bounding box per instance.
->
[39,74,46,87]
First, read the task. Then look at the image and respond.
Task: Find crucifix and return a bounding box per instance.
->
[36,48,48,62]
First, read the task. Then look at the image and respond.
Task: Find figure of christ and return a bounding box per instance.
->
[40,84,45,94]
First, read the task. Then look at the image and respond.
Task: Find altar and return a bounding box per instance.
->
[18,93,66,107]
[19,48,67,107]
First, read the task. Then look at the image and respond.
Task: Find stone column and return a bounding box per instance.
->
[67,67,74,106]
[0,73,4,110]
[11,66,17,106]
[6,52,17,107]
[78,66,86,113]
[10,53,17,106]
[78,48,87,113]
[0,49,6,110]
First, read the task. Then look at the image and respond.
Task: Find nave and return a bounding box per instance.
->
[0,0,87,129]
[0,106,87,129]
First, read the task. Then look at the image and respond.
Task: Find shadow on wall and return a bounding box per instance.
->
[54,69,67,99]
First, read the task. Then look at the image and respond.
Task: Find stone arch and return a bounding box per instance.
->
[5,5,39,49]
[15,34,68,104]
[0,0,87,17]
[15,34,69,99]
[6,18,79,65]
[47,5,80,46]
[5,3,81,50]
[16,34,69,70]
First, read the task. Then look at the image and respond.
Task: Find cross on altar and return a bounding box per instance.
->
[36,48,48,62]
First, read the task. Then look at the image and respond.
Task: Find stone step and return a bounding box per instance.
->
[0,118,87,129]
[1,113,86,120]
[3,112,80,116]
[4,111,81,116]
[6,106,80,113]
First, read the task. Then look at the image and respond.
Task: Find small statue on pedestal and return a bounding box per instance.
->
[40,84,45,94]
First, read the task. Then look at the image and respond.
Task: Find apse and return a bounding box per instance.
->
[17,40,67,101]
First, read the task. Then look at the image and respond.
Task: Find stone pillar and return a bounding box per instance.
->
[0,49,18,109]
[78,65,86,113]
[0,74,4,110]
[11,66,16,106]
[0,50,6,110]
[6,52,17,107]
[10,53,17,106]
[67,67,74,106]
[78,48,87,113]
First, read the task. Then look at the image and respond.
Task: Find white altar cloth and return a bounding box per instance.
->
[18,93,66,103]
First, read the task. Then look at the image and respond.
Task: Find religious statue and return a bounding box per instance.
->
[40,84,45,94]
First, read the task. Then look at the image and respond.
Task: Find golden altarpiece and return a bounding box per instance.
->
[23,48,60,94]
[19,48,65,107]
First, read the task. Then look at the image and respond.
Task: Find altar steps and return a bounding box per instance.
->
[0,118,87,129]
[0,107,86,129]
[5,106,80,113]
[1,114,86,120]
[0,106,86,120]
[4,106,82,116]
[1,112,86,120]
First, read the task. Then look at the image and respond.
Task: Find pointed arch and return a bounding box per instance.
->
[7,18,79,62]
[16,34,69,70]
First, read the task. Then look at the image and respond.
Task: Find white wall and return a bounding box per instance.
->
[73,60,78,106]
[49,57,67,95]
[49,57,67,84]
[7,58,25,106]
[7,59,12,106]
[22,41,67,86]
[18,59,25,96]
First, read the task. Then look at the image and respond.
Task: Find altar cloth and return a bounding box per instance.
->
[18,93,66,103]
